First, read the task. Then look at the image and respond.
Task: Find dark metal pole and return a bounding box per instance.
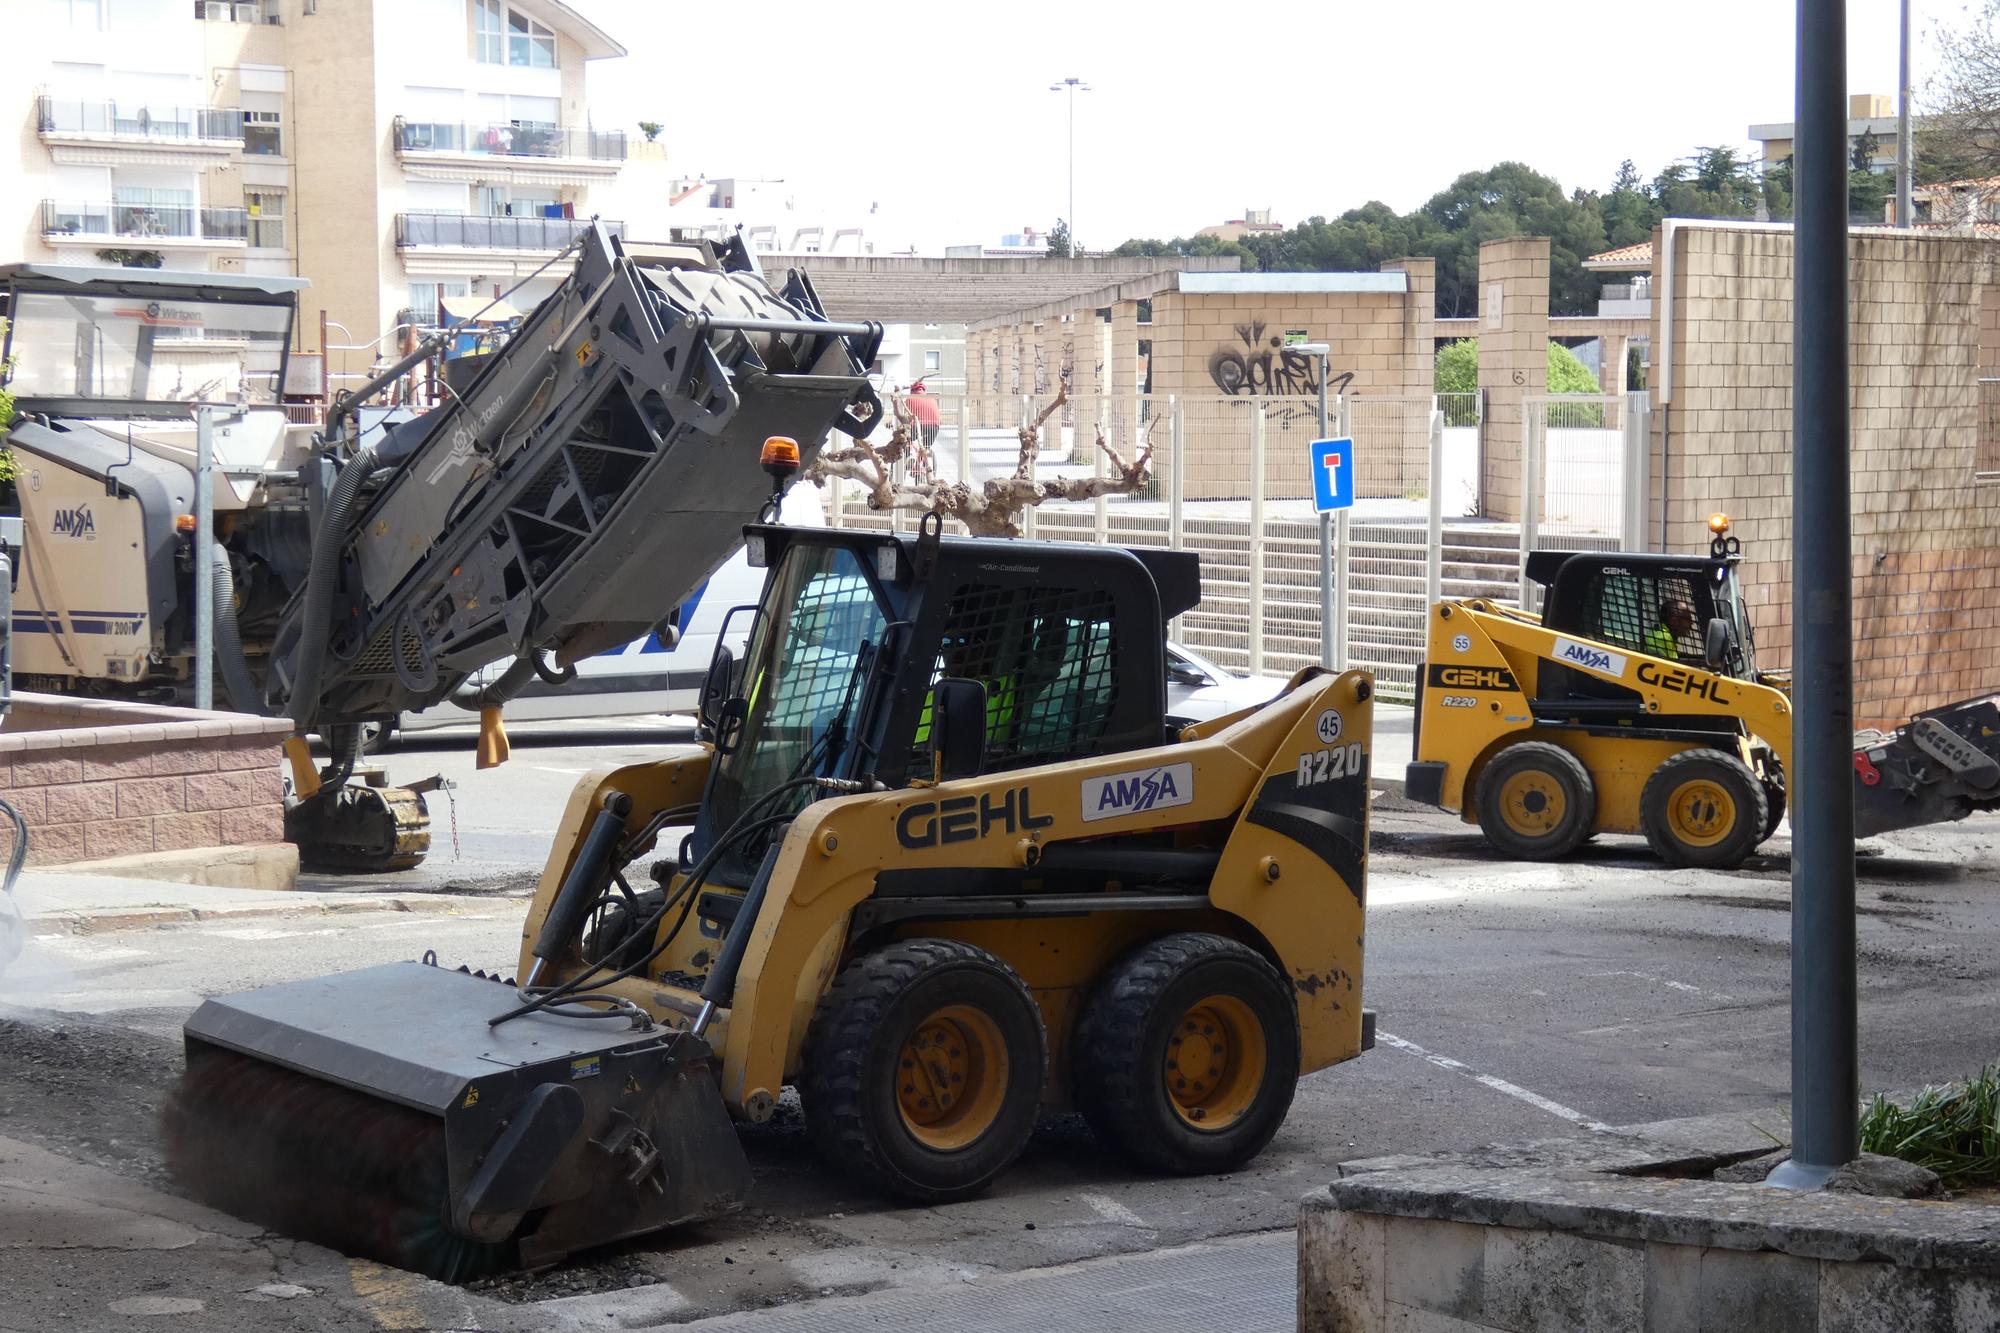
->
[1896,0,1914,226]
[1770,0,1859,1190]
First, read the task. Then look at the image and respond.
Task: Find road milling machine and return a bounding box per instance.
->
[163,517,1378,1280]
[0,224,883,868]
[1405,517,2000,868]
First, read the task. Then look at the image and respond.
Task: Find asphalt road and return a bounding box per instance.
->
[4,722,1999,1330]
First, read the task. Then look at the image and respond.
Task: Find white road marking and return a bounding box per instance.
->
[1078,1192,1150,1229]
[1376,1031,1611,1132]
[1370,867,1566,907]
[1588,970,1737,1003]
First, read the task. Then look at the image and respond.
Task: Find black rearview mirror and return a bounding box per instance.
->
[699,644,734,734]
[1704,618,1732,671]
[932,677,987,782]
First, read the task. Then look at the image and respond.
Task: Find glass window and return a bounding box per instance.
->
[507,9,555,67]
[243,109,282,156]
[472,0,503,63]
[3,288,294,406]
[246,191,285,248]
[923,350,940,371]
[58,0,106,28]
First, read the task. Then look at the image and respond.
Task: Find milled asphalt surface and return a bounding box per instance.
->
[2,721,1998,1330]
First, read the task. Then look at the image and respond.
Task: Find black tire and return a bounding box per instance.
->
[1640,748,1770,869]
[1760,759,1787,841]
[1072,933,1300,1176]
[1473,741,1596,860]
[801,939,1045,1204]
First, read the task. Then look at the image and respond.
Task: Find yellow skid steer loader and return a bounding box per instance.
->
[1405,519,2000,868]
[163,513,1377,1280]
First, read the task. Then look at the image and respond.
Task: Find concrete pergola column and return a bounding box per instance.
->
[1475,236,1551,523]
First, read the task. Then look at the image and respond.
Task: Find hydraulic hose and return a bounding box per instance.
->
[208,545,264,717]
[287,445,378,732]
[450,654,537,713]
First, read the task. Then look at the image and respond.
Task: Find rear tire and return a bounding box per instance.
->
[1760,759,1787,841]
[1474,741,1596,860]
[1640,749,1769,869]
[801,939,1045,1204]
[1072,933,1300,1176]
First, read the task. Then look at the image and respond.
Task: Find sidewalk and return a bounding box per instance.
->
[9,868,494,935]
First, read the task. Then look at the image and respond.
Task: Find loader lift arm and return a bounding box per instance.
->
[267,224,883,869]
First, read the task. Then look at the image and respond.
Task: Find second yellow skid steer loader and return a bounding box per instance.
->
[1405,518,2000,868]
[163,512,1377,1280]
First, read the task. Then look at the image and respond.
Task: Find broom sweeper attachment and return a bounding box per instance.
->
[164,959,751,1281]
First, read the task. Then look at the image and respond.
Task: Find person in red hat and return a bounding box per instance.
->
[905,380,941,481]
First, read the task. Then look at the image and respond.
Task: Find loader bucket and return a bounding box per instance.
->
[162,961,750,1280]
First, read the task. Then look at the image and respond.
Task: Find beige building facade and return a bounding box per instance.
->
[8,0,632,391]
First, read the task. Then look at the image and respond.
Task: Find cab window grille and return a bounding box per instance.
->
[1585,571,1703,662]
[915,583,1119,773]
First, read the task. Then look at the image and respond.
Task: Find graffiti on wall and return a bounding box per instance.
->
[1207,322,1354,422]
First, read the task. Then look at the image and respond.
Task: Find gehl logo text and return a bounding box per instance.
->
[897,787,1055,849]
[1427,664,1517,692]
[53,506,95,537]
[1636,661,1731,704]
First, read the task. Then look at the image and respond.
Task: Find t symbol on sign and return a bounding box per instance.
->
[1321,450,1343,496]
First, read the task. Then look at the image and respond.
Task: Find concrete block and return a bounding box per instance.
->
[1383,1216,1486,1321]
[152,741,222,776]
[117,776,187,818]
[25,823,85,865]
[1697,1246,1818,1333]
[47,783,118,823]
[218,804,285,846]
[1642,1243,1702,1333]
[1482,1228,1643,1333]
[1301,1192,1384,1332]
[152,812,225,853]
[1383,1304,1494,1332]
[80,749,155,781]
[1818,1259,2000,1333]
[6,756,82,788]
[62,841,297,891]
[84,818,155,861]
[184,768,283,813]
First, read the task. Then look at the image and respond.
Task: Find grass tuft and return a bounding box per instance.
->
[1858,1061,2000,1188]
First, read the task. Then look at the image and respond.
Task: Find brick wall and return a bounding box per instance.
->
[0,695,292,867]
[1657,225,2000,724]
[1476,237,1552,523]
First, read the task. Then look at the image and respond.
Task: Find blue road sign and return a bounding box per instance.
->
[1310,437,1355,513]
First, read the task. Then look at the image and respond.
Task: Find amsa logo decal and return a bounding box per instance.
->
[1081,761,1195,823]
[53,505,96,539]
[1552,637,1627,678]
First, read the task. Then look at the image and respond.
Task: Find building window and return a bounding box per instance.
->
[408,281,469,327]
[243,110,282,156]
[508,9,556,67]
[924,350,940,372]
[473,0,504,64]
[195,0,268,20]
[1136,299,1153,325]
[55,0,105,28]
[247,191,284,248]
[1980,377,2000,481]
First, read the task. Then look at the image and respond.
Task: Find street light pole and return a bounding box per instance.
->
[1768,0,1859,1192]
[1896,0,1913,226]
[1049,77,1089,251]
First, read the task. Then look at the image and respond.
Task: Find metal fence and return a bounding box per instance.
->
[1517,393,1651,609]
[393,213,620,251]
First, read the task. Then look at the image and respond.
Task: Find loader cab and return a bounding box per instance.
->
[1525,549,1758,717]
[692,522,1200,884]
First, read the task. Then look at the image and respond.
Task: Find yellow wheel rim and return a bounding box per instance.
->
[1498,769,1568,837]
[1666,778,1738,848]
[896,1004,1008,1151]
[1164,995,1268,1131]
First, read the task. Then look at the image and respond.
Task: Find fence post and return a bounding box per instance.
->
[1249,404,1266,677]
[1426,408,1446,609]
[1332,395,1351,670]
[957,396,973,530]
[1168,397,1184,552]
[1621,391,1651,553]
[194,406,214,711]
[1519,398,1542,609]
[1475,385,1489,518]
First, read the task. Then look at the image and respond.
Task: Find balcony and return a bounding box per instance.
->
[395,213,620,254]
[42,200,250,250]
[36,97,244,163]
[1596,279,1651,319]
[393,118,626,185]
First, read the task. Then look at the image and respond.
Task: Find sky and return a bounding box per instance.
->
[567,0,1976,254]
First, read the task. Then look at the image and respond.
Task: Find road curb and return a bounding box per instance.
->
[27,894,501,936]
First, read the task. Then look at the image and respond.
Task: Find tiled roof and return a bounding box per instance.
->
[1583,241,1653,270]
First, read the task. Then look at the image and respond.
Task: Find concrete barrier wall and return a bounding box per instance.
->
[0,694,292,866]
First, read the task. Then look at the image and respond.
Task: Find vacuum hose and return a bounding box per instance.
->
[0,796,27,975]
[209,545,265,717]
[287,445,378,733]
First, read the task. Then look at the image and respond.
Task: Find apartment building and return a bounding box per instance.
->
[10,0,631,384]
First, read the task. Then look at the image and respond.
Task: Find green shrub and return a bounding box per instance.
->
[1859,1062,2000,1187]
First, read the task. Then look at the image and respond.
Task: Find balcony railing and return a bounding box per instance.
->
[393,119,628,162]
[37,96,245,143]
[395,213,621,251]
[42,200,249,243]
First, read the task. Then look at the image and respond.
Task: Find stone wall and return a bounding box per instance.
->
[0,695,292,867]
[1655,225,2000,723]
